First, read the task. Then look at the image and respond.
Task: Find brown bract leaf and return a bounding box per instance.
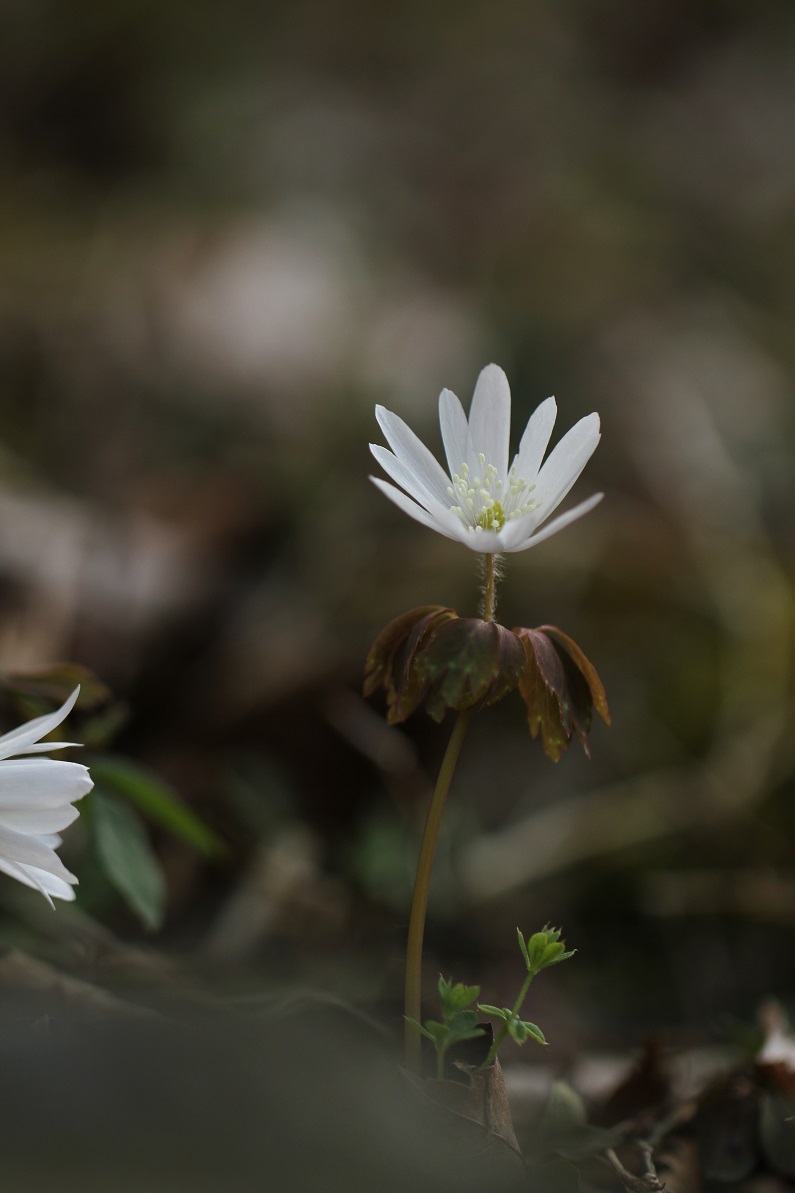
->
[364,606,458,724]
[416,619,526,723]
[514,626,610,762]
[540,627,611,727]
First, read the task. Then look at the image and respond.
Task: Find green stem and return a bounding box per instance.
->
[404,709,472,1073]
[482,968,535,1068]
[482,553,497,623]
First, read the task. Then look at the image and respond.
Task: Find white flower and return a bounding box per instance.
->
[0,687,92,906]
[370,364,602,553]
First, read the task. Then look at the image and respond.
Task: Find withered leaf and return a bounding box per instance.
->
[405,1057,521,1154]
[415,619,526,722]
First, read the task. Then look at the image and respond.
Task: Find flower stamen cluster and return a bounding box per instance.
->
[448,454,541,534]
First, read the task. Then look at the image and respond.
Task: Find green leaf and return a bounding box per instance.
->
[437,975,480,1018]
[445,1009,485,1046]
[90,755,221,856]
[508,1018,547,1046]
[91,789,166,930]
[478,1003,509,1021]
[404,1017,435,1042]
[418,1020,450,1048]
[516,927,530,969]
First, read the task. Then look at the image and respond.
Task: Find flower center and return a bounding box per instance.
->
[446,453,541,533]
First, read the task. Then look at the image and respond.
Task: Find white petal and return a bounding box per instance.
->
[0,759,93,809]
[370,445,446,515]
[369,478,464,542]
[374,407,451,505]
[438,388,469,477]
[0,857,75,904]
[11,741,82,755]
[533,413,601,519]
[465,528,505,553]
[0,803,81,834]
[466,364,511,478]
[510,396,557,482]
[0,824,77,882]
[504,493,603,553]
[37,833,64,848]
[0,687,80,762]
[498,509,545,551]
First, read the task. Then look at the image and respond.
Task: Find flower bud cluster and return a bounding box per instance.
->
[518,925,576,976]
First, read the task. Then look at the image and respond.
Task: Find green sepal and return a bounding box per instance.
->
[517,925,531,969]
[477,1003,509,1021]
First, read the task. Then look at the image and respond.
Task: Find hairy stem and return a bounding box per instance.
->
[404,710,472,1073]
[482,553,498,622]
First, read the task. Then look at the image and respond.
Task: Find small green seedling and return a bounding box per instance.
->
[406,975,486,1079]
[408,927,575,1076]
[479,926,575,1068]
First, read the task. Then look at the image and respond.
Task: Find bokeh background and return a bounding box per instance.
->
[2,0,795,1058]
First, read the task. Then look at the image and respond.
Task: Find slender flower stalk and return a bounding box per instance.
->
[403,553,500,1070]
[482,554,498,623]
[404,709,472,1073]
